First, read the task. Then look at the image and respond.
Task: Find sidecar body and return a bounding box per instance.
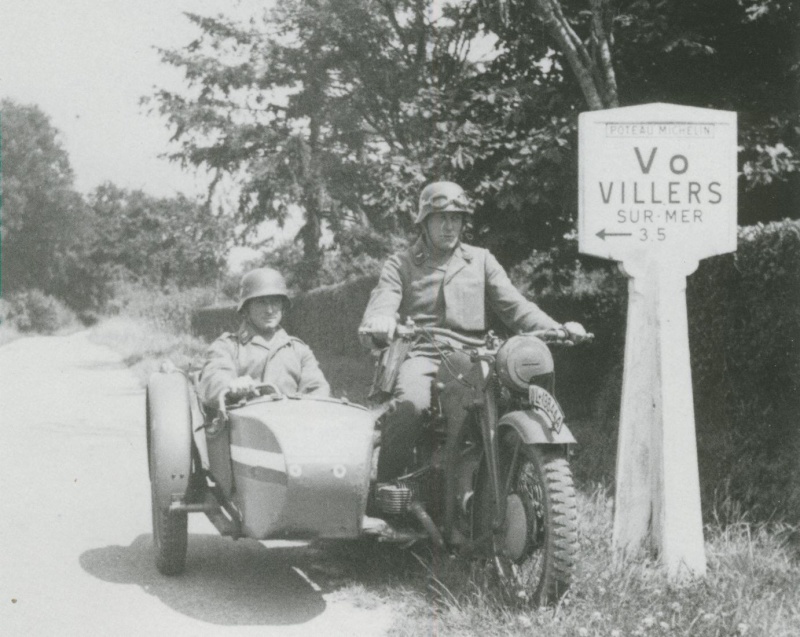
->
[146,368,376,574]
[207,395,375,539]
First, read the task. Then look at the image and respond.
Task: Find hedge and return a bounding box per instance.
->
[687,220,800,522]
[514,220,800,521]
[1,289,79,334]
[191,219,800,522]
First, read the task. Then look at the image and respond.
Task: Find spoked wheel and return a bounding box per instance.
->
[477,432,578,606]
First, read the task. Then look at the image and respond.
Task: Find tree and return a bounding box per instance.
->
[148,0,482,287]
[0,99,104,309]
[87,183,233,289]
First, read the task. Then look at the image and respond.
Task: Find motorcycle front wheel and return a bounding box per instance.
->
[476,433,578,606]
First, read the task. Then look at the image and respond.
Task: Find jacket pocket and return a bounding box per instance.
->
[445,273,485,331]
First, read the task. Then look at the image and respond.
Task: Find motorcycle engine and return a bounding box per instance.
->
[495,335,554,393]
[375,471,431,515]
[375,483,413,514]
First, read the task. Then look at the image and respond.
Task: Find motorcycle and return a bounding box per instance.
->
[362,321,588,605]
[145,322,588,606]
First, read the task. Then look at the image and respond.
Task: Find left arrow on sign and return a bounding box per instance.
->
[596,228,633,240]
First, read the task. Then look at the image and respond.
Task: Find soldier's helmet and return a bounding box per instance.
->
[237,268,291,312]
[415,181,473,225]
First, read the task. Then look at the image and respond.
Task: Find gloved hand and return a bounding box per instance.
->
[358,316,397,348]
[226,375,258,400]
[562,321,589,344]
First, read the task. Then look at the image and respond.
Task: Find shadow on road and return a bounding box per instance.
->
[80,534,326,626]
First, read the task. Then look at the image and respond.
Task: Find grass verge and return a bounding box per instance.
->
[90,315,208,386]
[363,487,800,637]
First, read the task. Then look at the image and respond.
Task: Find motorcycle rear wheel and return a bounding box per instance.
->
[478,436,578,606]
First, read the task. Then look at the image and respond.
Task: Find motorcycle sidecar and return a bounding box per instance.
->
[146,368,376,575]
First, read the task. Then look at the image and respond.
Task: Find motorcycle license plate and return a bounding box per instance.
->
[528,385,564,433]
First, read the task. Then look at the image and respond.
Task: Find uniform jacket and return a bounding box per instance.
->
[361,237,560,334]
[198,324,330,408]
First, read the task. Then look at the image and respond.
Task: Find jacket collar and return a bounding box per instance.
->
[237,324,291,350]
[411,236,472,266]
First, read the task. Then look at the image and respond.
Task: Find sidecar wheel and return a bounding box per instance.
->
[146,372,193,575]
[477,438,578,606]
[151,481,188,576]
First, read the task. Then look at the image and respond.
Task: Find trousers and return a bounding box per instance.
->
[376,354,440,481]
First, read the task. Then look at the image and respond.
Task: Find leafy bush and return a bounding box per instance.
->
[1,289,79,334]
[107,281,230,334]
[687,220,800,522]
[514,220,800,523]
[90,316,209,385]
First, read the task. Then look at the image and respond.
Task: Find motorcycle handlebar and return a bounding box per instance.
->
[360,323,594,349]
[523,328,595,345]
[394,324,486,346]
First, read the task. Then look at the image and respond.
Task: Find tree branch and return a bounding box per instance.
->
[590,0,619,107]
[533,0,605,110]
[380,0,410,55]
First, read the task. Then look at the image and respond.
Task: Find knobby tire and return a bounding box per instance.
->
[480,439,578,606]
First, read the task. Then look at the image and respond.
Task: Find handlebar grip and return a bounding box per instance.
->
[522,328,595,344]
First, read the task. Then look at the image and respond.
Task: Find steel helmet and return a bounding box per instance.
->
[237,268,291,312]
[415,181,472,225]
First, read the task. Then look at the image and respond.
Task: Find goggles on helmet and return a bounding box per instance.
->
[415,181,472,224]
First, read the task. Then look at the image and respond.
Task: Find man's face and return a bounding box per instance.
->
[425,210,464,252]
[246,296,284,334]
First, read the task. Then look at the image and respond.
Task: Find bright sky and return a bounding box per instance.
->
[0,0,267,198]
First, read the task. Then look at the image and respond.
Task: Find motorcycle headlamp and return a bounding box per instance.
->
[495,335,554,393]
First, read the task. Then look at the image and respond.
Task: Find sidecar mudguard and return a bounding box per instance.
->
[147,371,194,510]
[497,409,577,446]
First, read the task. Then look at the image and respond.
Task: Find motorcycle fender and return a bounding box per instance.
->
[496,410,577,445]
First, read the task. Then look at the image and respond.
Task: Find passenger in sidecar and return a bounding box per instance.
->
[146,268,375,576]
[197,267,330,408]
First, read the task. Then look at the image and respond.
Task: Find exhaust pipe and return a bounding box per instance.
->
[409,501,445,549]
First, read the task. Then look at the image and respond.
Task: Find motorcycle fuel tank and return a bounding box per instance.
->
[227,396,375,540]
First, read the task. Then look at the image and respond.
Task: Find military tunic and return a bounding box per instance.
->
[198,324,330,408]
[361,237,560,334]
[360,237,560,480]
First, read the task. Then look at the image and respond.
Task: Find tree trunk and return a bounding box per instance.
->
[532,0,619,110]
[298,62,325,289]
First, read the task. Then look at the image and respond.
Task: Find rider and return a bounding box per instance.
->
[359,181,586,480]
[199,267,330,409]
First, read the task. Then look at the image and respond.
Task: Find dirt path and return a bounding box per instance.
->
[0,332,398,636]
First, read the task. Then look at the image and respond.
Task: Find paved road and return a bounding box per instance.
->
[0,332,395,636]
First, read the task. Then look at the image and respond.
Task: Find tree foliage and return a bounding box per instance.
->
[1,100,235,312]
[87,183,233,289]
[608,0,799,224]
[151,0,799,282]
[150,1,490,286]
[1,99,104,309]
